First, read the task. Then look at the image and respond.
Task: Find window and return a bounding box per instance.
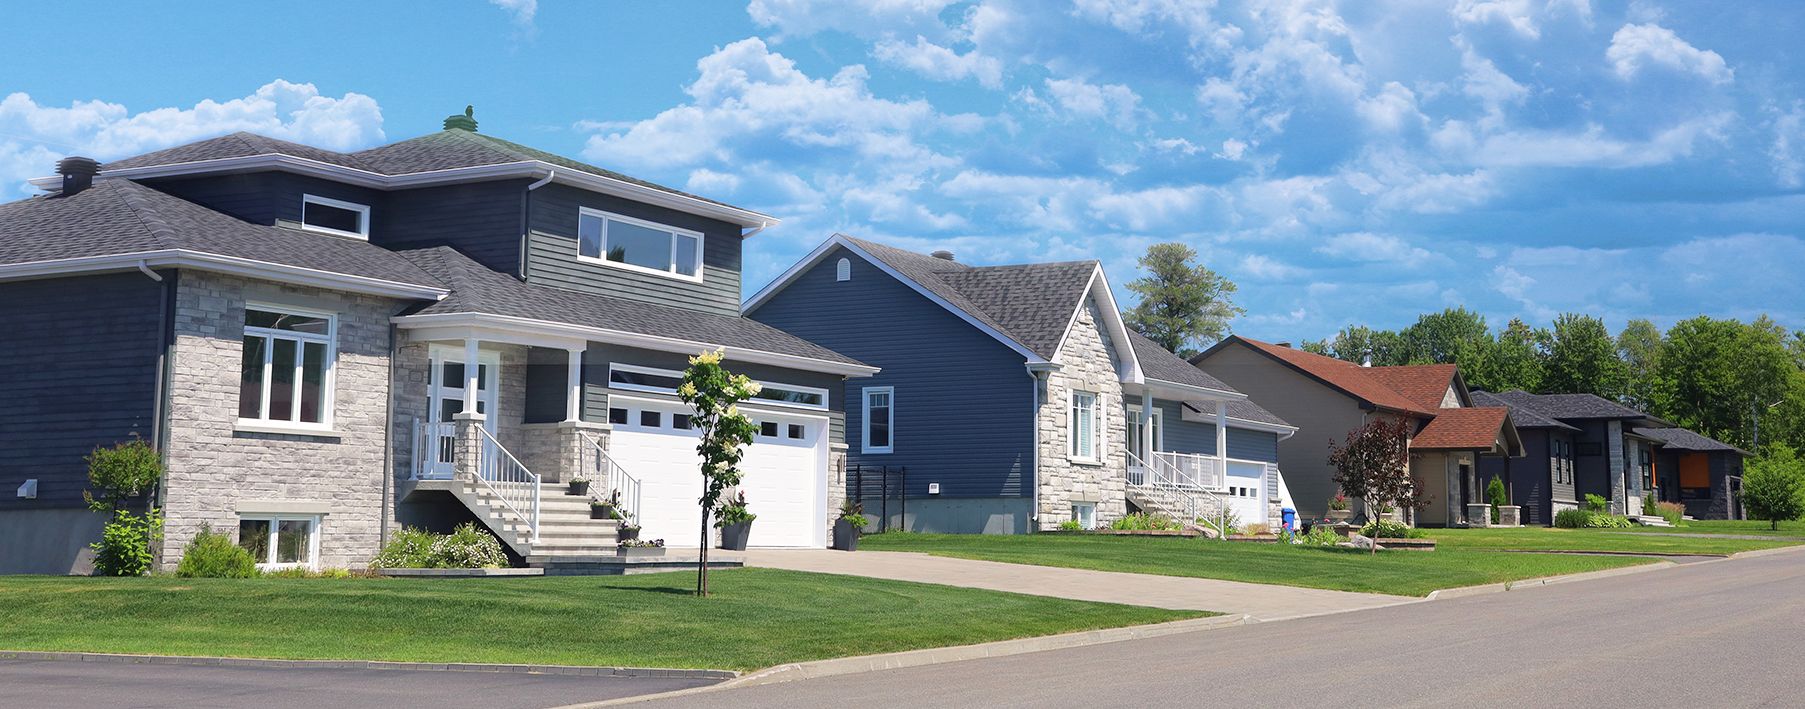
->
[1072,503,1097,530]
[301,194,370,239]
[835,257,851,282]
[750,384,827,409]
[1069,390,1100,461]
[1126,405,1163,461]
[1639,448,1653,489]
[577,208,703,281]
[238,306,334,429]
[640,410,661,428]
[863,387,893,454]
[672,413,692,430]
[788,423,805,440]
[610,363,827,410]
[609,407,629,425]
[759,421,779,438]
[238,516,318,569]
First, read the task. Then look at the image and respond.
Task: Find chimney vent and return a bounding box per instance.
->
[443,105,479,132]
[1361,349,1374,368]
[930,250,955,261]
[56,156,99,195]
[1274,341,1292,348]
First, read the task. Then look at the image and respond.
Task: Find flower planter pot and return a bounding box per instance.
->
[567,480,590,496]
[1326,509,1354,523]
[591,504,615,520]
[617,526,640,542]
[718,522,751,551]
[832,518,861,551]
[616,546,664,558]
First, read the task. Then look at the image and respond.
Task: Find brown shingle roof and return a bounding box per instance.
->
[1228,337,1439,416]
[1364,364,1459,411]
[1412,407,1514,451]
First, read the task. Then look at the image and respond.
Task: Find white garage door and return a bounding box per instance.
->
[607,395,826,548]
[1222,461,1268,527]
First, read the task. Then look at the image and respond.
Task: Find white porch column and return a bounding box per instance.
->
[565,347,585,423]
[462,337,480,414]
[1140,389,1154,460]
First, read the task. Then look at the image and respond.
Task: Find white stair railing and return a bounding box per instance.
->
[472,426,541,542]
[581,432,642,525]
[1126,451,1237,537]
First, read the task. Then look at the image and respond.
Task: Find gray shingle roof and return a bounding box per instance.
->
[399,247,866,367]
[1489,390,1652,421]
[1126,330,1235,394]
[104,132,375,172]
[1471,391,1580,431]
[0,180,443,289]
[1634,427,1747,454]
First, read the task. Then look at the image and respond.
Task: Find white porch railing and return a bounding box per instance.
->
[1126,451,1234,537]
[472,426,541,542]
[412,418,457,480]
[581,432,642,525]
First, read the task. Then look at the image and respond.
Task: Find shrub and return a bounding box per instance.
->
[1653,501,1686,527]
[91,509,162,576]
[1583,513,1633,529]
[1057,519,1084,532]
[1359,519,1411,539]
[1486,477,1508,524]
[84,438,166,577]
[1743,447,1805,531]
[1113,512,1181,531]
[1584,494,1610,513]
[1295,525,1342,548]
[1554,508,1591,528]
[175,524,258,578]
[433,523,508,569]
[371,527,437,569]
[715,490,756,527]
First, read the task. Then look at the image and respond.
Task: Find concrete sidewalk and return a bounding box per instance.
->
[744,549,1414,620]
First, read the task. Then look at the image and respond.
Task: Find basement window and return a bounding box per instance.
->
[237,515,319,570]
[301,194,370,239]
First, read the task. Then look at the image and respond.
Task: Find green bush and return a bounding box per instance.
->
[715,490,757,527]
[1584,494,1609,513]
[371,527,437,569]
[1294,525,1343,547]
[1111,512,1181,531]
[175,524,257,578]
[91,509,162,577]
[1486,477,1508,524]
[1583,513,1633,529]
[1743,447,1805,530]
[1057,519,1084,531]
[1554,508,1591,528]
[1359,519,1411,539]
[370,524,505,569]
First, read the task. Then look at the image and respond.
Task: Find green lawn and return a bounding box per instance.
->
[1617,519,1805,537]
[860,533,1650,597]
[0,568,1201,671]
[1430,527,1805,554]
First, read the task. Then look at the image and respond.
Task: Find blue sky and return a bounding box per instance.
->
[3,0,1801,341]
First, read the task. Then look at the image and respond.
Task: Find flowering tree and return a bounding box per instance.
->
[677,349,759,596]
[1327,416,1414,555]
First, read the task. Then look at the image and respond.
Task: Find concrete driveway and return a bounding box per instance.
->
[0,661,716,709]
[744,548,1415,620]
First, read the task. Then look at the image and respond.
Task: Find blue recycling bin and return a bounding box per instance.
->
[1281,507,1297,538]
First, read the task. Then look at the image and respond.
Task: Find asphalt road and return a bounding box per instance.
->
[0,662,715,708]
[652,548,1805,709]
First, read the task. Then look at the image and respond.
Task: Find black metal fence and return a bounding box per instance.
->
[848,464,906,532]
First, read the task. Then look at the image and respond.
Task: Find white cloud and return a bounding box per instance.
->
[872,36,1003,89]
[685,168,741,194]
[747,0,958,41]
[1439,113,1733,168]
[1356,81,1425,134]
[0,80,383,194]
[1216,138,1247,160]
[1453,0,1542,40]
[1041,77,1143,129]
[1769,101,1805,188]
[1607,23,1733,85]
[1314,232,1441,267]
[1238,253,1305,280]
[488,0,536,28]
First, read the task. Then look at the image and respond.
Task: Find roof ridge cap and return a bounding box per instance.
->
[108,181,180,251]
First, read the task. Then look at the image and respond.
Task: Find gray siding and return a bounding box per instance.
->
[0,272,168,511]
[1479,428,1569,525]
[749,246,1034,499]
[525,183,742,317]
[1227,428,1279,463]
[1195,343,1371,517]
[578,343,846,445]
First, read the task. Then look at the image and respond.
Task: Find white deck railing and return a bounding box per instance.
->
[1126,451,1235,537]
[581,432,642,525]
[472,426,541,542]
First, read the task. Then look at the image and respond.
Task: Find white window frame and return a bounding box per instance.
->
[238,514,321,570]
[575,207,705,283]
[237,303,337,433]
[1126,404,1164,459]
[1072,502,1097,530]
[1068,390,1102,463]
[605,363,828,410]
[835,257,851,282]
[862,386,894,454]
[300,194,371,239]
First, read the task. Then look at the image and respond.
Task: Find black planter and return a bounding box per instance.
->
[832,518,861,551]
[718,522,751,551]
[568,480,590,496]
[617,526,640,542]
[591,504,615,520]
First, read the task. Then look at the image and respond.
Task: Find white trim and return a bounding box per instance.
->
[1050,266,1142,383]
[1126,403,1164,457]
[393,311,879,377]
[300,194,371,239]
[835,257,851,282]
[0,249,448,300]
[606,362,830,411]
[1067,389,1101,463]
[36,154,777,228]
[236,514,321,571]
[743,235,1047,364]
[861,386,894,454]
[575,207,705,283]
[607,390,830,423]
[236,303,338,431]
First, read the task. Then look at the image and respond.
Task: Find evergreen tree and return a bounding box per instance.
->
[1123,242,1244,358]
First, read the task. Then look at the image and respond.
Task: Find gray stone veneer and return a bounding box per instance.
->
[1035,298,1128,529]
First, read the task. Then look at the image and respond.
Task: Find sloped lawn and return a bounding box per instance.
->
[861,533,1653,597]
[0,568,1203,671]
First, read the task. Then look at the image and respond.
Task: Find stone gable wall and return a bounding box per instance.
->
[1035,297,1127,529]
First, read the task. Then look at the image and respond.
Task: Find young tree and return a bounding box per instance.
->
[1742,447,1805,531]
[84,438,164,576]
[1327,417,1414,554]
[1617,318,1666,412]
[1539,313,1627,399]
[1123,242,1244,358]
[677,349,759,596]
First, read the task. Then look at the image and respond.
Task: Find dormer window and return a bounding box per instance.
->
[577,207,703,282]
[301,194,370,239]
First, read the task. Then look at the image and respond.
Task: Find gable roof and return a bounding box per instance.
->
[397,247,869,373]
[1412,406,1520,453]
[934,260,1099,358]
[1486,390,1656,422]
[0,179,445,298]
[1363,364,1461,411]
[1202,336,1440,416]
[1633,427,1747,455]
[1471,391,1580,431]
[1125,330,1238,395]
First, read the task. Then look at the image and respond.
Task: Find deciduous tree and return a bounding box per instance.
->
[1327,417,1414,554]
[1539,313,1626,399]
[1742,446,1805,530]
[677,349,759,596]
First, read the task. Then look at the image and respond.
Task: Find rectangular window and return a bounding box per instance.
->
[788,423,805,440]
[237,516,318,569]
[608,363,826,410]
[576,208,703,281]
[237,306,335,429]
[1069,391,1099,460]
[759,421,779,438]
[672,413,692,430]
[1126,405,1163,461]
[609,407,629,425]
[640,410,661,428]
[301,194,370,239]
[750,384,827,409]
[863,387,893,454]
[1072,503,1097,530]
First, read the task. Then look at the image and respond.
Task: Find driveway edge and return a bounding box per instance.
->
[0,650,737,680]
[556,613,1251,707]
[1425,560,1677,600]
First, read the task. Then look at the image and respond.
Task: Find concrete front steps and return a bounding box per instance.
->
[1630,515,1674,527]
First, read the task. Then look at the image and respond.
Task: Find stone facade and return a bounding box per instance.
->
[1034,298,1128,529]
[827,445,848,546]
[159,271,405,570]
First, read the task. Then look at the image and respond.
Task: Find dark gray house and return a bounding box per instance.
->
[0,111,876,574]
[745,234,1295,534]
[1637,427,1748,519]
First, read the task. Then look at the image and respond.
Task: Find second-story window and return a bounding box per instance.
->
[301,194,370,239]
[577,208,703,281]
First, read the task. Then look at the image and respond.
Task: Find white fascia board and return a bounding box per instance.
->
[49,155,777,229]
[1138,377,1249,402]
[0,249,448,300]
[744,234,1048,365]
[393,312,880,377]
[1225,416,1299,436]
[1052,265,1143,382]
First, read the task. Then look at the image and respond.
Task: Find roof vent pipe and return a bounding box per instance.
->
[444,105,478,132]
[1361,350,1373,368]
[930,250,955,261]
[56,156,100,195]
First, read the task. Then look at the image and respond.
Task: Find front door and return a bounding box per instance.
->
[423,347,499,478]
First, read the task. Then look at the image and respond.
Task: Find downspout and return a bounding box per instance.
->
[742,220,774,239]
[147,268,176,567]
[517,170,555,280]
[1028,366,1040,533]
[380,322,399,549]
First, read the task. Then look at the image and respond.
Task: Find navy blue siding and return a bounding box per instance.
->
[1227,428,1279,463]
[525,184,743,317]
[750,246,1032,498]
[379,180,531,275]
[1,273,167,510]
[1145,399,1278,463]
[143,173,384,230]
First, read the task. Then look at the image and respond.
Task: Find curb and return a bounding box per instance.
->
[0,651,737,680]
[1728,543,1805,559]
[553,613,1252,708]
[1424,559,1676,600]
